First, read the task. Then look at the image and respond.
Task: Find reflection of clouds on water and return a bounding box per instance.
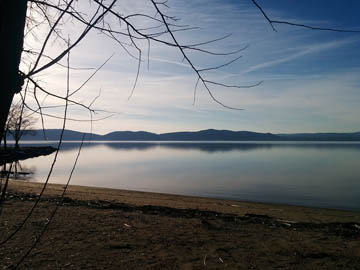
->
[12,141,360,211]
[21,141,360,153]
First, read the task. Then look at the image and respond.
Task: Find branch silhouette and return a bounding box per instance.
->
[252,0,360,33]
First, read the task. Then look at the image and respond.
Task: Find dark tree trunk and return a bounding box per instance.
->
[0,0,28,145]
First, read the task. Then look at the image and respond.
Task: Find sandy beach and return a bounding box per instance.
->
[1,181,360,269]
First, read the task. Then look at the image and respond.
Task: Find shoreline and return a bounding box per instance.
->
[1,181,360,269]
[6,181,360,223]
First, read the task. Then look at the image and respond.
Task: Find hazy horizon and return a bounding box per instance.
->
[22,128,360,136]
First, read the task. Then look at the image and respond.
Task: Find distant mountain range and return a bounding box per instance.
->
[9,129,360,141]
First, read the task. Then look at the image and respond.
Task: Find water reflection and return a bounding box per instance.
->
[0,161,36,180]
[13,141,360,211]
[21,141,360,153]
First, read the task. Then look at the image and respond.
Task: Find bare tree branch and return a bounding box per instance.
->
[27,0,117,77]
[252,0,360,33]
[69,53,114,98]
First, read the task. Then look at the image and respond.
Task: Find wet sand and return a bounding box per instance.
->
[1,181,360,269]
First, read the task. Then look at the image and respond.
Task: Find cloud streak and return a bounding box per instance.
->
[24,0,360,134]
[243,38,357,74]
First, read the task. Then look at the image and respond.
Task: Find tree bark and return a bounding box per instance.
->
[0,0,28,145]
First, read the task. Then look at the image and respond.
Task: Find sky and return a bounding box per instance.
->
[21,0,360,135]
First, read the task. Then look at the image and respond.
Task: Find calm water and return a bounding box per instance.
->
[9,141,360,211]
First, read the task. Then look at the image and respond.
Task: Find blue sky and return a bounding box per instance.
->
[22,0,360,134]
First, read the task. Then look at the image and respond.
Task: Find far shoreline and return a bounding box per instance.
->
[7,128,360,142]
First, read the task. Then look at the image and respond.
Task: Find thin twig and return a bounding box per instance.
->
[251,0,360,33]
[69,53,114,98]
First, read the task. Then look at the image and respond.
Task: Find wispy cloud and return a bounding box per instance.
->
[25,0,360,134]
[243,38,357,74]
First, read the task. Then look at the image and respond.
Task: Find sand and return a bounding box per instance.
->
[1,181,360,269]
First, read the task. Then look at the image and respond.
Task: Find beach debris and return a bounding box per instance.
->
[279,219,297,223]
[5,190,360,240]
[219,257,224,263]
[203,254,207,266]
[231,204,240,207]
[278,219,298,227]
